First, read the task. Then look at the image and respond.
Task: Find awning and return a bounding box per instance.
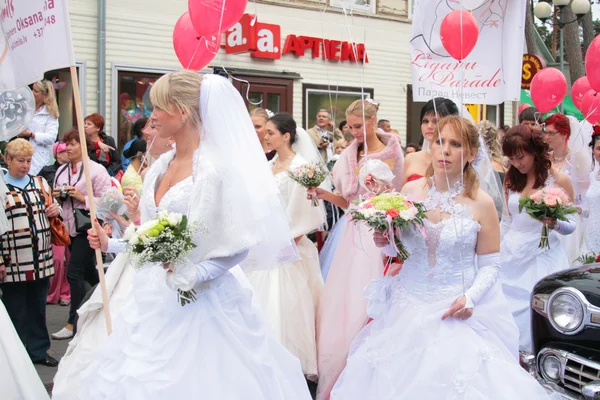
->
[520,89,584,120]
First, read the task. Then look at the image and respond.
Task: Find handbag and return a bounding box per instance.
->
[72,206,93,234]
[36,177,71,246]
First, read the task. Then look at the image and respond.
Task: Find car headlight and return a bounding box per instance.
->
[540,354,561,382]
[549,292,584,333]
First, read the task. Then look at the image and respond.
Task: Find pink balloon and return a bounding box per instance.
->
[572,77,592,111]
[582,90,600,125]
[440,10,479,61]
[586,35,600,92]
[173,12,219,71]
[518,103,531,115]
[530,68,567,113]
[188,0,248,38]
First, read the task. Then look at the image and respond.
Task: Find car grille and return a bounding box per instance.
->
[563,354,600,394]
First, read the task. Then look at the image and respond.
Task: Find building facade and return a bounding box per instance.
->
[52,0,513,150]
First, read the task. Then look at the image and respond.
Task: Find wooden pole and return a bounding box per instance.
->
[69,65,112,335]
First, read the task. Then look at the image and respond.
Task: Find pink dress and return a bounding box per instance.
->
[316,133,404,400]
[46,245,71,304]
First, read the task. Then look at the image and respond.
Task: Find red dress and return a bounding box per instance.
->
[382,173,423,277]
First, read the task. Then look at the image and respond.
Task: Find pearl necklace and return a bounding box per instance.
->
[274,154,294,170]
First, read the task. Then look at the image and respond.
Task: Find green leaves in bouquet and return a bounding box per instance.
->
[518,197,578,222]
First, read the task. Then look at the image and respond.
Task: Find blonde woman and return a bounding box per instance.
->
[314,99,404,400]
[250,107,276,160]
[63,72,311,399]
[19,80,59,175]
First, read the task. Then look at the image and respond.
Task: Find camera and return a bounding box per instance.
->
[59,184,69,201]
[321,136,330,143]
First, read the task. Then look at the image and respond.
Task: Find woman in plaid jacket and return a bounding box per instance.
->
[0,139,61,367]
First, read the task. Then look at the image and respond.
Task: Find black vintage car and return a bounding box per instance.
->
[528,264,600,399]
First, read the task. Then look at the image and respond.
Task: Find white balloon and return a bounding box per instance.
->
[459,0,488,10]
[0,86,35,141]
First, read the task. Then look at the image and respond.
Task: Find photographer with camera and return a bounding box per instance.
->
[51,128,112,340]
[307,109,343,163]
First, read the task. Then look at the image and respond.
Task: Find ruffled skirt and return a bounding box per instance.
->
[75,264,311,400]
[316,220,383,400]
[330,280,550,399]
[247,235,323,379]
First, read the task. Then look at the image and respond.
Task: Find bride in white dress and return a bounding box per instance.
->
[67,71,311,400]
[582,132,600,254]
[330,116,550,399]
[247,113,326,380]
[499,125,574,353]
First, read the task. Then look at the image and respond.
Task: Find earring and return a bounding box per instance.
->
[180,119,186,125]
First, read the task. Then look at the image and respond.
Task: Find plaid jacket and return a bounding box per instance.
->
[1,176,55,282]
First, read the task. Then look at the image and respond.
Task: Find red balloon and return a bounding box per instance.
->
[440,10,479,61]
[586,35,600,92]
[530,68,567,113]
[188,0,248,38]
[173,12,219,71]
[572,77,592,111]
[582,90,600,125]
[518,103,531,115]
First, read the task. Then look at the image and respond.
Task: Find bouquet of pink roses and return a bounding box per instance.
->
[349,192,427,261]
[518,187,578,249]
[288,162,328,207]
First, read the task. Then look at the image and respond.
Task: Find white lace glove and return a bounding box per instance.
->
[166,250,249,292]
[464,252,500,309]
[554,214,576,236]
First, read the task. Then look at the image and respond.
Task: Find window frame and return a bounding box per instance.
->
[303,84,374,130]
[330,0,377,14]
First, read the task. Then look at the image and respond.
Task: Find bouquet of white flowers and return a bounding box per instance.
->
[122,210,198,305]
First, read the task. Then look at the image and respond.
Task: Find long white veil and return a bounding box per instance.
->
[567,116,593,206]
[192,74,298,271]
[293,126,333,191]
[473,124,505,217]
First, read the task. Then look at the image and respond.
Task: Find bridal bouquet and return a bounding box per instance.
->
[95,187,126,220]
[349,192,427,261]
[518,187,578,249]
[288,162,329,206]
[123,211,198,305]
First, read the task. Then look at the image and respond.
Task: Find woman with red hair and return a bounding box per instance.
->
[84,113,121,176]
[499,125,574,353]
[543,113,591,263]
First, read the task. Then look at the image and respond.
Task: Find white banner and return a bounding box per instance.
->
[0,0,75,91]
[410,0,526,105]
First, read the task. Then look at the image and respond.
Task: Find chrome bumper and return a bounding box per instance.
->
[539,381,584,400]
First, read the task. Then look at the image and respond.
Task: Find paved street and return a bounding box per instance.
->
[37,304,70,386]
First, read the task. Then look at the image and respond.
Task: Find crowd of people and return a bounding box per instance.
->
[0,73,598,400]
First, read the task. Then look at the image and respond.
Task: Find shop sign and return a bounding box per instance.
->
[225,13,368,63]
[521,53,543,90]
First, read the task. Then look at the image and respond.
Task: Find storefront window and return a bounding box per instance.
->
[330,0,376,13]
[117,71,161,153]
[304,84,373,131]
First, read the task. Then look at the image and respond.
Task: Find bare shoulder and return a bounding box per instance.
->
[472,188,498,221]
[401,177,428,198]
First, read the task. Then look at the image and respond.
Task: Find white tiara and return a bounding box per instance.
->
[265,109,275,118]
[366,98,378,107]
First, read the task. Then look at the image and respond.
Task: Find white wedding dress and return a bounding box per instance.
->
[582,166,600,254]
[0,301,50,400]
[500,181,571,352]
[247,154,325,380]
[330,184,550,399]
[71,153,311,400]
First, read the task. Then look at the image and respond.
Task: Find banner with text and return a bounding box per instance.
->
[0,0,75,91]
[410,0,526,105]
